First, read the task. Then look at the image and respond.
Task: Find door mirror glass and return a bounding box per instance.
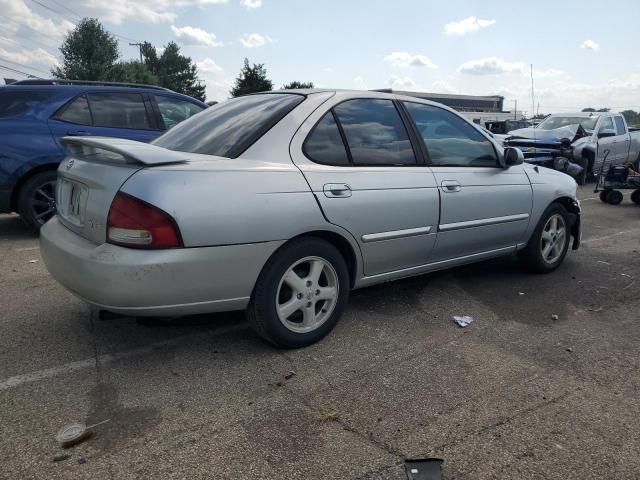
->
[503,147,524,167]
[598,129,616,138]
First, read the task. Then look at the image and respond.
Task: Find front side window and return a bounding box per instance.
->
[599,116,614,133]
[56,95,92,125]
[88,93,151,130]
[154,93,304,158]
[333,99,416,166]
[614,116,626,135]
[303,111,349,165]
[154,95,204,130]
[403,102,498,167]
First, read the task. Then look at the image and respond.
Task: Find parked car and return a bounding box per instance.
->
[504,112,640,185]
[40,90,581,348]
[0,80,207,230]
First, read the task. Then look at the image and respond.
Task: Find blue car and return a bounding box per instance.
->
[0,80,207,230]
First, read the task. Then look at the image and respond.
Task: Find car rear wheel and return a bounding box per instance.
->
[599,191,609,203]
[606,190,624,205]
[631,189,640,206]
[17,171,58,232]
[519,203,570,273]
[248,237,349,348]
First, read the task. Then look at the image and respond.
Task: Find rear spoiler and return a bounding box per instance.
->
[61,136,189,166]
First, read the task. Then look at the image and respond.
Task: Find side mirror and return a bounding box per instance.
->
[501,147,524,168]
[598,129,616,138]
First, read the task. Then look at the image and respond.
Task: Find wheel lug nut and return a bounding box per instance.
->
[315,289,320,296]
[306,302,312,308]
[306,281,312,287]
[296,293,303,300]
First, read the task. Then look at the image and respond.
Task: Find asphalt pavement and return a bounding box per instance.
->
[0,185,639,479]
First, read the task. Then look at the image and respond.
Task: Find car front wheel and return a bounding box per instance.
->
[248,237,350,348]
[519,204,570,273]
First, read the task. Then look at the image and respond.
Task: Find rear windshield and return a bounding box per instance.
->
[0,90,54,118]
[153,93,305,158]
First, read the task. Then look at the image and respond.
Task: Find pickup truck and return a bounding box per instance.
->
[503,112,640,184]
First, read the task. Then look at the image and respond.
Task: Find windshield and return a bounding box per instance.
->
[153,93,305,158]
[537,115,598,131]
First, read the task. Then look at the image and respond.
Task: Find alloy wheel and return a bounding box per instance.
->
[29,180,57,225]
[540,213,566,264]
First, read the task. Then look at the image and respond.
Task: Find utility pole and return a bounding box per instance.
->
[530,64,535,120]
[513,99,517,120]
[129,43,143,63]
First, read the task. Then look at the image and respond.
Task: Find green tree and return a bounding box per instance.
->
[106,61,158,84]
[621,110,640,127]
[142,41,206,101]
[52,18,119,80]
[581,108,596,112]
[596,107,610,112]
[282,81,314,89]
[230,58,273,97]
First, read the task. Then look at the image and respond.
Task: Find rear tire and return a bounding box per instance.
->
[247,237,350,348]
[599,191,609,203]
[519,203,570,274]
[630,189,640,206]
[17,171,58,232]
[606,190,623,205]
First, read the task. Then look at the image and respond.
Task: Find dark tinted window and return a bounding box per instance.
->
[403,102,497,167]
[303,111,349,165]
[155,95,204,130]
[153,94,304,158]
[56,95,91,125]
[0,90,53,118]
[88,93,150,129]
[333,99,416,165]
[614,116,626,135]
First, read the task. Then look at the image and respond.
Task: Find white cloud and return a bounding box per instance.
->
[458,57,525,75]
[171,25,223,46]
[325,67,334,72]
[383,52,437,69]
[430,80,456,93]
[444,16,496,36]
[196,58,223,73]
[534,68,564,78]
[239,33,272,48]
[388,75,419,90]
[240,0,261,9]
[0,46,58,67]
[353,75,368,90]
[580,40,600,51]
[2,0,73,39]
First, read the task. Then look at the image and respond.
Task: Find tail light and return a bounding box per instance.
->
[107,192,183,249]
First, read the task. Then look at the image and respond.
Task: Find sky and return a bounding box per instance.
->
[1,0,640,114]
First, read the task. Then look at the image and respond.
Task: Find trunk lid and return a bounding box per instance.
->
[55,137,188,245]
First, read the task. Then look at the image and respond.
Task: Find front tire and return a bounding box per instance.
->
[631,189,640,206]
[606,190,624,205]
[248,237,350,348]
[17,171,58,232]
[519,203,570,273]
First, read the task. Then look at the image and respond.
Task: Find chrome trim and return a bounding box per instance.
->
[361,226,432,243]
[439,213,529,232]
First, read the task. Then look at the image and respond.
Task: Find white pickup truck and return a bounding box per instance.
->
[504,112,640,184]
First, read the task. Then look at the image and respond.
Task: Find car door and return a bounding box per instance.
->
[613,115,630,163]
[401,101,533,261]
[290,97,440,276]
[595,115,618,167]
[48,92,161,147]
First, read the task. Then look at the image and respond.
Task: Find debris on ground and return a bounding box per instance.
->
[318,409,340,423]
[551,314,559,321]
[587,306,603,312]
[452,315,474,328]
[77,457,87,465]
[519,292,525,296]
[28,259,38,264]
[404,458,443,480]
[566,347,574,353]
[52,454,70,463]
[284,370,296,380]
[56,419,110,448]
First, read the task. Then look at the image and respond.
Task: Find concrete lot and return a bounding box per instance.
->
[0,186,639,479]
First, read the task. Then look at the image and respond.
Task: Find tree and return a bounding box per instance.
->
[581,108,596,112]
[52,18,119,80]
[282,81,314,89]
[141,41,206,101]
[596,107,610,112]
[106,61,158,84]
[621,110,640,128]
[230,58,273,97]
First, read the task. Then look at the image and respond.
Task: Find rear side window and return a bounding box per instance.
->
[333,99,416,165]
[153,94,304,158]
[154,95,204,130]
[56,95,92,125]
[0,90,53,118]
[303,111,349,165]
[614,116,626,135]
[88,92,150,129]
[403,102,497,167]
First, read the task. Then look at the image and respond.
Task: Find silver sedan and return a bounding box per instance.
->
[40,90,581,347]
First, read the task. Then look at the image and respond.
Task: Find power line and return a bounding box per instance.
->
[47,0,82,20]
[0,63,40,78]
[0,57,50,76]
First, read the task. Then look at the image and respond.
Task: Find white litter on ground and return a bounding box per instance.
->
[452,315,474,328]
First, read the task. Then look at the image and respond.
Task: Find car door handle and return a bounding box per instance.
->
[323,183,352,198]
[66,131,92,136]
[441,180,461,192]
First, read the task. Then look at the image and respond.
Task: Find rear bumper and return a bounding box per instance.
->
[40,217,284,316]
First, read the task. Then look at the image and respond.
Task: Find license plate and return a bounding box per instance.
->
[57,178,87,225]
